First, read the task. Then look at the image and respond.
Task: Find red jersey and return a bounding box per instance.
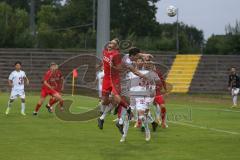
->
[55,69,64,92]
[102,49,121,77]
[155,70,166,96]
[42,70,59,91]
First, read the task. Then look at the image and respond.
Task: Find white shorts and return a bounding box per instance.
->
[10,90,25,100]
[232,88,239,96]
[135,97,154,111]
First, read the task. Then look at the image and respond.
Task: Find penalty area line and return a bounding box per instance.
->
[169,121,240,135]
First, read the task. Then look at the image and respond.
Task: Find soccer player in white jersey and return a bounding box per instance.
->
[120,59,160,142]
[115,48,154,136]
[5,61,29,116]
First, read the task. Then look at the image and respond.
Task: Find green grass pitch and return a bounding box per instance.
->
[0,93,240,160]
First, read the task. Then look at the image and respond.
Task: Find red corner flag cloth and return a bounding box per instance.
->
[73,69,78,78]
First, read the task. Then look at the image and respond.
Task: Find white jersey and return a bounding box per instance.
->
[96,71,104,90]
[122,54,133,68]
[127,69,160,97]
[96,70,104,97]
[8,70,26,91]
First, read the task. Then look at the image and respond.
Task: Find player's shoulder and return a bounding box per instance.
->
[45,70,52,74]
[10,70,16,75]
[20,70,26,74]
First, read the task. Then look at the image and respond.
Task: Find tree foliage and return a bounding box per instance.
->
[0,0,205,53]
[205,20,240,54]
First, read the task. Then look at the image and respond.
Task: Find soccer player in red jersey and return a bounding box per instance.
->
[33,62,64,116]
[45,65,64,113]
[154,68,168,128]
[97,39,122,129]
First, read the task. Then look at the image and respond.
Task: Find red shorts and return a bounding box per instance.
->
[154,95,165,105]
[102,75,121,96]
[41,88,58,98]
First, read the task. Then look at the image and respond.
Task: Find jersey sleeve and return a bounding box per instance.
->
[8,72,14,80]
[23,71,27,78]
[43,71,51,81]
[122,54,133,68]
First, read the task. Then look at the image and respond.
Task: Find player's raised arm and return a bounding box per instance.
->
[138,52,154,61]
[128,65,147,80]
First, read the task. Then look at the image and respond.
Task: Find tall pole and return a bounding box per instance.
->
[92,0,96,31]
[30,0,36,36]
[96,0,110,58]
[176,8,179,54]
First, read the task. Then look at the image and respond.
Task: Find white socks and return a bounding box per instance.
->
[21,103,25,113]
[123,120,129,137]
[100,103,113,120]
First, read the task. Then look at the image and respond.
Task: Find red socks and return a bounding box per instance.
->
[161,107,166,123]
[35,104,41,112]
[48,98,58,107]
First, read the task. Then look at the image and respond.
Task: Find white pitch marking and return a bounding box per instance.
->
[75,106,93,110]
[169,121,240,135]
[168,103,240,113]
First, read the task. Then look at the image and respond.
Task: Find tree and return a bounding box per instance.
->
[205,20,240,54]
[110,0,160,37]
[0,2,34,47]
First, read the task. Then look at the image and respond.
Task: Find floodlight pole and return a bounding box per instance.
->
[96,0,110,58]
[93,0,96,31]
[176,8,179,54]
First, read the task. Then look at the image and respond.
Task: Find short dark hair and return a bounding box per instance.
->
[129,47,141,57]
[14,61,22,66]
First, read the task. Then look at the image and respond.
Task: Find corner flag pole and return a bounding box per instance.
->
[72,74,75,96]
[72,69,78,96]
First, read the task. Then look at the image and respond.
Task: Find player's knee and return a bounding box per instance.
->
[9,99,14,103]
[21,99,25,103]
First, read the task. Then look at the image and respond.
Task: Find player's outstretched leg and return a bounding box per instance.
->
[33,97,45,116]
[46,97,57,113]
[120,118,129,143]
[52,93,64,112]
[160,105,168,128]
[116,105,124,135]
[98,103,113,129]
[5,99,14,115]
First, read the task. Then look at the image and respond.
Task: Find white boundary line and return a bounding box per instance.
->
[168,103,240,113]
[169,121,240,135]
